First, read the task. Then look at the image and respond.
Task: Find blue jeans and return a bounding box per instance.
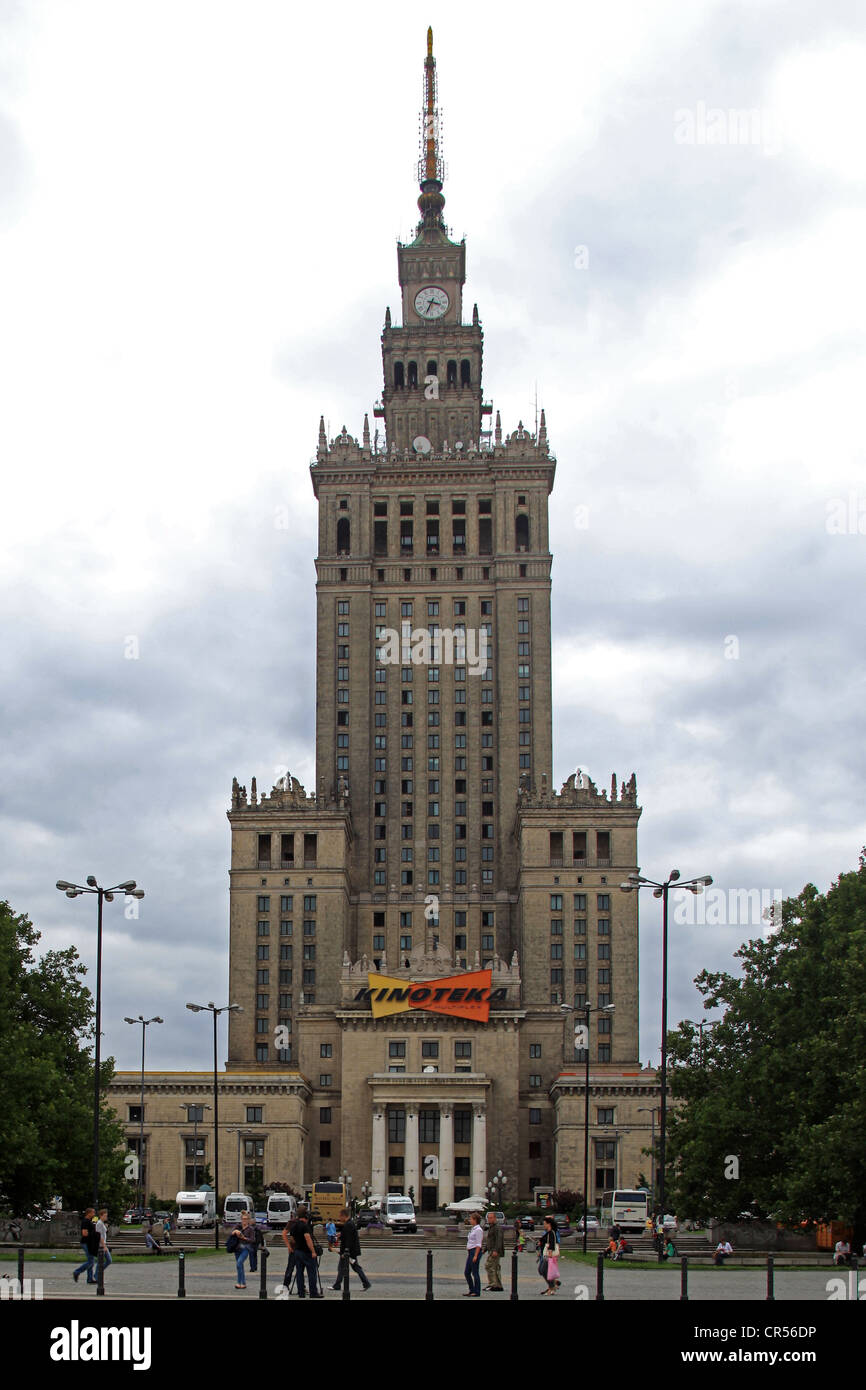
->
[235,1246,252,1285]
[295,1250,320,1296]
[74,1243,96,1283]
[464,1250,481,1294]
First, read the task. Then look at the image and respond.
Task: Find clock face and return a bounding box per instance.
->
[414,286,449,320]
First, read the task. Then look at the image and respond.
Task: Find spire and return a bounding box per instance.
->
[416,27,446,232]
[494,410,502,445]
[363,413,371,449]
[538,408,547,448]
[317,415,327,456]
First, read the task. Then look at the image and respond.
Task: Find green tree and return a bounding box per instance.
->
[0,900,128,1215]
[666,854,866,1233]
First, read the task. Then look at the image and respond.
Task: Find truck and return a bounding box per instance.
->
[223,1192,253,1227]
[175,1190,216,1228]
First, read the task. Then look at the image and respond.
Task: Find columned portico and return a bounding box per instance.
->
[438,1103,454,1205]
[471,1102,487,1197]
[372,1106,387,1193]
[404,1105,420,1198]
[368,1074,490,1204]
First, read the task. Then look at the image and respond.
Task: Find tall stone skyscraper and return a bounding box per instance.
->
[225,31,652,1207]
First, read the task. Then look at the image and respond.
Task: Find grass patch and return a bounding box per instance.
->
[0,1249,217,1265]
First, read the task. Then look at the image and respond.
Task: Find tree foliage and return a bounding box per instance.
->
[0,900,128,1215]
[666,853,866,1231]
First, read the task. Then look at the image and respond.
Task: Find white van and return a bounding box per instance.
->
[223,1192,253,1226]
[266,1193,297,1228]
[383,1193,417,1233]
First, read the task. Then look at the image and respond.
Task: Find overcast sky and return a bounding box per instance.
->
[1,0,864,1072]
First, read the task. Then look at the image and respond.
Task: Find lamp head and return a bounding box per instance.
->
[123,1017,136,1024]
[65,889,80,898]
[117,880,136,891]
[669,869,680,882]
[652,887,663,898]
[86,876,98,888]
[698,875,713,887]
[56,880,73,891]
[186,1003,203,1013]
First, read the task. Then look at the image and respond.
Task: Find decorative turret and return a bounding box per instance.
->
[362,414,370,449]
[416,27,446,234]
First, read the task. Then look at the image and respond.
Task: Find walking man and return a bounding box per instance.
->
[331,1207,371,1292]
[482,1211,505,1291]
[73,1208,100,1284]
[291,1204,323,1298]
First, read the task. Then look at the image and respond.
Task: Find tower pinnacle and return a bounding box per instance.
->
[417,26,445,232]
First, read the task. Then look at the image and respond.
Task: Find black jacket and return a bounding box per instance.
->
[338,1218,362,1259]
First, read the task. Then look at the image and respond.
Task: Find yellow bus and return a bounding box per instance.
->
[310,1181,348,1224]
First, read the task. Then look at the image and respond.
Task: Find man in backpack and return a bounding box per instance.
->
[331,1207,371,1291]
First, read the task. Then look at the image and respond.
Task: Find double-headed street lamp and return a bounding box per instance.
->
[186,1001,243,1249]
[560,1000,615,1253]
[123,1015,163,1210]
[56,876,145,1207]
[179,1103,211,1188]
[620,868,712,1257]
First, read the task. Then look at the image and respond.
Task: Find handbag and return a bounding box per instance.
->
[537,1254,549,1279]
[226,1233,240,1254]
[313,1238,324,1257]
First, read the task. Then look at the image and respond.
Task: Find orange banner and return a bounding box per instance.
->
[361,969,499,1021]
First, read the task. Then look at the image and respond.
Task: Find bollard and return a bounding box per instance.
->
[680,1255,688,1301]
[766,1254,774,1302]
[425,1248,434,1302]
[96,1248,105,1297]
[259,1246,269,1300]
[849,1256,859,1304]
[17,1247,24,1288]
[596,1251,604,1301]
[342,1252,351,1302]
[510,1247,519,1302]
[178,1250,186,1298]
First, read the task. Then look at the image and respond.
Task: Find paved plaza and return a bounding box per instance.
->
[6,1249,858,1302]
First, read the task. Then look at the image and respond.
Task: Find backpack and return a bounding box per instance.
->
[226,1232,240,1254]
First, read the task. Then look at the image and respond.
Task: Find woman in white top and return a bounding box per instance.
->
[464,1212,483,1297]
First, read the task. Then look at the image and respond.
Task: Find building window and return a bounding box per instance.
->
[454,1111,472,1144]
[529,1074,542,1088]
[529,1108,541,1125]
[419,1109,440,1143]
[320,1043,333,1058]
[389,1109,406,1143]
[597,1108,614,1125]
[320,1107,332,1124]
[389,1041,406,1059]
[128,1106,142,1123]
[529,1044,542,1058]
[421,1041,439,1058]
[256,1045,268,1062]
[550,894,562,911]
[257,896,270,913]
[455,1041,472,1059]
[320,1074,332,1087]
[597,894,611,911]
[320,1141,332,1158]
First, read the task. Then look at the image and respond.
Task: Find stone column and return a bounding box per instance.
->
[405,1105,420,1201]
[471,1102,487,1197]
[371,1107,386,1194]
[438,1103,454,1206]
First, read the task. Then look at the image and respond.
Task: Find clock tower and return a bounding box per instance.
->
[378,28,485,455]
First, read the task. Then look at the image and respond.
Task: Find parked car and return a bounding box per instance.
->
[123,1207,147,1224]
[575,1215,599,1232]
[255,1211,269,1229]
[552,1214,572,1235]
[356,1208,383,1229]
[514,1214,535,1231]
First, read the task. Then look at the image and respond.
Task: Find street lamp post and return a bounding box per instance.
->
[638,1106,660,1208]
[179,1103,211,1188]
[186,1001,243,1249]
[485,1170,508,1207]
[56,877,145,1207]
[560,1000,615,1253]
[123,1016,163,1210]
[620,868,712,1259]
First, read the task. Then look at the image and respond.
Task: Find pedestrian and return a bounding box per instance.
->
[482,1211,505,1291]
[331,1207,371,1291]
[713,1239,733,1266]
[73,1207,100,1284]
[325,1216,338,1251]
[162,1214,172,1247]
[232,1210,257,1289]
[833,1239,852,1267]
[144,1228,163,1254]
[514,1216,526,1254]
[95,1208,113,1279]
[291,1204,324,1298]
[463,1211,483,1296]
[539,1215,560,1295]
